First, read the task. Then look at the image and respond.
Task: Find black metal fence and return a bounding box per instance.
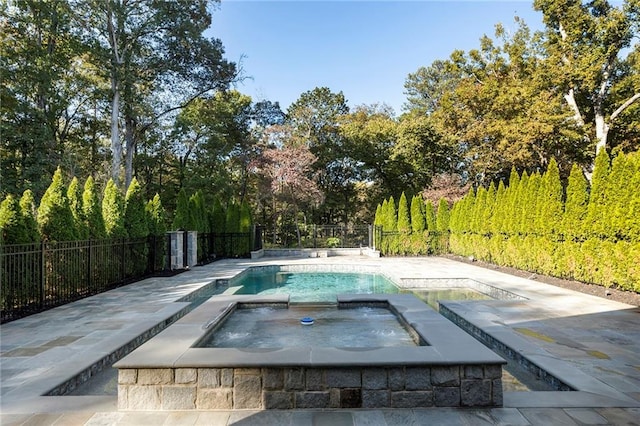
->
[261,225,372,249]
[1,231,255,323]
[0,236,164,323]
[197,231,257,263]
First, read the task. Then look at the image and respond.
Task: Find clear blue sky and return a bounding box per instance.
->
[207,1,544,115]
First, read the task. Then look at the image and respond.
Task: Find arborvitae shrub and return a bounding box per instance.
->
[397,192,411,234]
[210,198,226,233]
[436,198,450,233]
[172,188,190,231]
[513,171,529,235]
[124,178,149,238]
[482,183,496,235]
[37,167,78,242]
[102,178,127,238]
[146,194,167,236]
[226,202,241,233]
[492,181,507,234]
[585,149,610,238]
[82,176,106,239]
[424,200,436,231]
[19,190,40,243]
[624,154,640,242]
[472,187,486,234]
[240,201,252,233]
[539,158,563,236]
[607,153,634,240]
[563,164,589,241]
[524,173,540,236]
[410,196,426,233]
[0,195,28,244]
[504,168,520,235]
[68,177,88,239]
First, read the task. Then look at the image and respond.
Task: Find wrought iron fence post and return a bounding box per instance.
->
[40,241,45,310]
[87,239,92,294]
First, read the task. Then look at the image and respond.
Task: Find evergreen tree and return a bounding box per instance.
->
[585,149,611,238]
[19,190,40,243]
[624,153,640,242]
[67,177,88,239]
[239,201,253,232]
[397,192,411,233]
[436,198,450,232]
[538,158,563,236]
[226,202,241,233]
[374,203,382,227]
[146,194,167,236]
[0,195,28,244]
[504,167,521,235]
[386,196,397,232]
[37,167,78,241]
[82,176,106,239]
[607,153,634,240]
[172,188,190,231]
[513,171,529,235]
[124,178,149,238]
[188,190,209,233]
[492,181,507,234]
[210,198,226,233]
[525,173,542,235]
[424,200,437,231]
[472,187,486,234]
[102,178,127,238]
[410,195,426,233]
[483,182,496,235]
[563,163,589,240]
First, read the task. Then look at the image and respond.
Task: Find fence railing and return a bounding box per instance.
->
[261,225,372,249]
[0,236,164,323]
[1,231,255,323]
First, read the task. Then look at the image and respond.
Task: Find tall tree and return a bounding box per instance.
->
[74,0,237,187]
[0,0,89,197]
[287,87,350,224]
[534,0,640,155]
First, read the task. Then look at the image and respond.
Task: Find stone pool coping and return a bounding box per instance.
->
[114,293,506,409]
[114,294,506,370]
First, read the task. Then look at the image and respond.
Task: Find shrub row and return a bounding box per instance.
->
[449,152,640,292]
[0,168,253,246]
[374,192,450,256]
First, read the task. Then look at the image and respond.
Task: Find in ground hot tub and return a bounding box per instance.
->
[114,294,505,410]
[196,304,423,348]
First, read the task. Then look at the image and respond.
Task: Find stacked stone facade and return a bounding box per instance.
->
[118,365,503,410]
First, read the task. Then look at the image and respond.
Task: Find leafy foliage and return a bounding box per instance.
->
[37,168,77,242]
[124,178,149,238]
[102,179,127,239]
[82,177,106,239]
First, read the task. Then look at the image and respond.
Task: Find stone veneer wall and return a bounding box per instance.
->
[118,365,503,410]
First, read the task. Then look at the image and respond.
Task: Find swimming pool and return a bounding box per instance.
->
[228,271,401,302]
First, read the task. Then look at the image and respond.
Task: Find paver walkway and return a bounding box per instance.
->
[1,255,639,425]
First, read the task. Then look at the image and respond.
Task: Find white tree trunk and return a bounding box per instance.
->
[110,81,121,185]
[594,113,609,155]
[124,115,135,190]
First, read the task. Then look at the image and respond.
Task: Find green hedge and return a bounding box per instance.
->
[449,152,640,292]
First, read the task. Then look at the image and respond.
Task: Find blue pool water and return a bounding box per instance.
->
[230,271,400,302]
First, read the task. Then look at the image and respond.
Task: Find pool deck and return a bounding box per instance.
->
[1,255,639,425]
